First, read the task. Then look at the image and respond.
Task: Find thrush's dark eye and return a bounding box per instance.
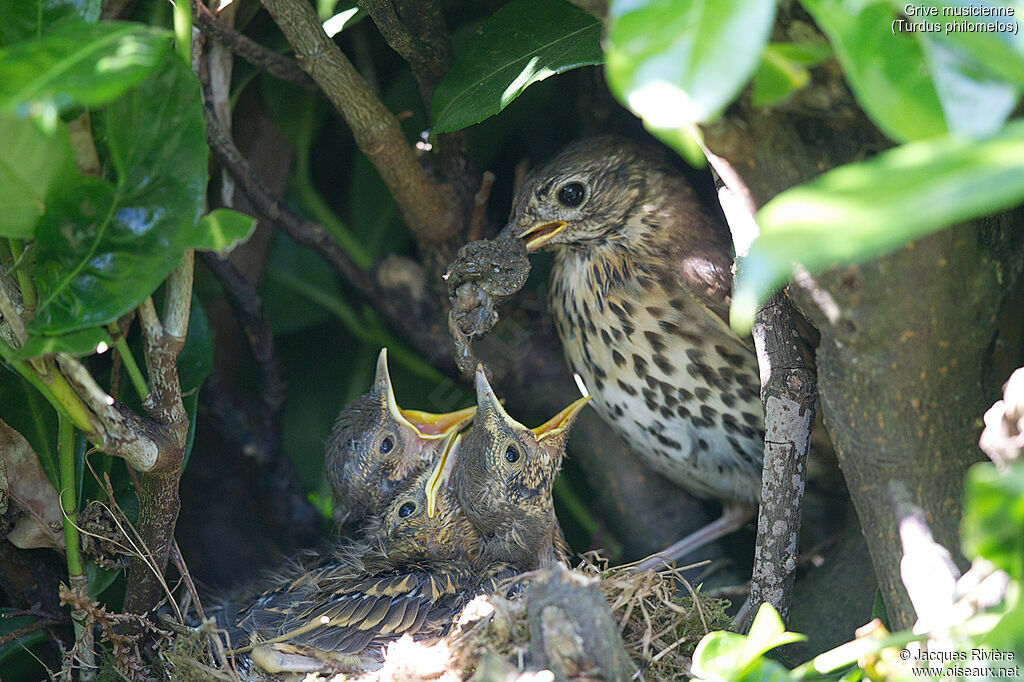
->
[505,444,520,463]
[379,436,394,454]
[557,182,586,207]
[398,501,416,517]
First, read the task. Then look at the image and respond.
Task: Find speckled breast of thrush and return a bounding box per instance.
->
[325,348,475,529]
[449,366,590,571]
[505,136,765,570]
[231,431,507,674]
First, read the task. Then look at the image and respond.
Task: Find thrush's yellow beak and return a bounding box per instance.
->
[517,220,567,253]
[531,395,591,441]
[377,348,476,439]
[426,431,461,518]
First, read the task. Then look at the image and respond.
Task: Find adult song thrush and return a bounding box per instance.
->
[450,367,590,570]
[506,136,765,569]
[325,348,475,529]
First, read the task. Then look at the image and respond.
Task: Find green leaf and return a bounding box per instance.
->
[193,209,258,255]
[0,366,59,485]
[431,0,602,133]
[919,34,1017,138]
[179,296,212,469]
[692,605,804,680]
[745,603,806,656]
[799,0,946,142]
[962,460,1024,579]
[605,0,776,126]
[11,327,110,359]
[895,1,1024,89]
[177,295,212,396]
[0,111,76,237]
[751,42,832,107]
[0,21,172,123]
[0,0,102,47]
[29,54,208,334]
[732,118,1024,328]
[85,559,122,600]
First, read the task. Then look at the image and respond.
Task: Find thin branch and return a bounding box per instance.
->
[163,250,194,347]
[0,274,27,345]
[260,0,460,245]
[54,353,160,471]
[193,0,315,89]
[197,60,457,372]
[358,0,452,103]
[746,291,817,627]
[705,152,817,628]
[137,297,188,435]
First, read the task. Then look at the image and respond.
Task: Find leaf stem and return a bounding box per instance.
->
[108,323,150,403]
[0,342,97,434]
[173,0,192,65]
[58,412,94,678]
[58,414,83,577]
[7,239,37,314]
[293,100,372,270]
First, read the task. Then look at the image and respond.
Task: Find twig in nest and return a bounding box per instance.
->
[60,589,172,678]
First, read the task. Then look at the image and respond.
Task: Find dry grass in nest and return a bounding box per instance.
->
[164,553,731,681]
[577,552,732,680]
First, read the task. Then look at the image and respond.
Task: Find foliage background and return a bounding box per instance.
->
[1,0,1024,678]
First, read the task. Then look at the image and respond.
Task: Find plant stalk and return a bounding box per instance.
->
[108,323,150,402]
[59,414,95,678]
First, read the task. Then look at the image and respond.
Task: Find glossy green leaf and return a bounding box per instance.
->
[193,209,258,255]
[0,0,101,47]
[178,295,212,396]
[12,326,110,359]
[0,111,76,237]
[920,34,1017,138]
[893,1,1024,89]
[0,21,172,121]
[29,55,208,334]
[0,366,59,485]
[732,118,1024,328]
[799,0,946,142]
[179,296,211,468]
[431,0,602,133]
[962,461,1024,580]
[751,42,832,107]
[606,0,776,126]
[86,559,122,599]
[691,605,804,680]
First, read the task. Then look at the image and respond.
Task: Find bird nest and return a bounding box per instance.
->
[159,553,730,681]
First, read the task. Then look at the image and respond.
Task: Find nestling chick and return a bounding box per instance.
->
[231,432,506,673]
[451,366,590,571]
[326,348,475,528]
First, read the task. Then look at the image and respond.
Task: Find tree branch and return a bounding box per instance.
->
[703,149,818,627]
[747,291,817,626]
[193,0,315,89]
[197,57,457,373]
[260,0,460,245]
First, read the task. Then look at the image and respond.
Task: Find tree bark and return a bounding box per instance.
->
[788,217,1024,628]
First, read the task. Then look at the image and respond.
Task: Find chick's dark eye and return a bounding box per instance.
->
[379,436,394,454]
[398,501,416,517]
[505,444,520,463]
[557,182,586,207]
